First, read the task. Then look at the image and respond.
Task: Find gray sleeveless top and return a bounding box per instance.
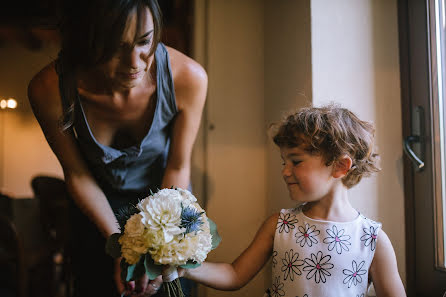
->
[57,43,177,207]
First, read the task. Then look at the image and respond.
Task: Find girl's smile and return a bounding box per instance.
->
[281,146,335,203]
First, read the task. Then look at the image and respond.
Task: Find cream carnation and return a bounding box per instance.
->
[119,233,148,264]
[124,213,145,236]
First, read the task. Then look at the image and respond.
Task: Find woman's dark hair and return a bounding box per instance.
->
[57,0,162,130]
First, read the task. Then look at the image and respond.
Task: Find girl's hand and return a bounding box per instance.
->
[176,266,186,278]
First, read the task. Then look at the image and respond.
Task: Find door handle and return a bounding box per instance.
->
[404,135,425,171]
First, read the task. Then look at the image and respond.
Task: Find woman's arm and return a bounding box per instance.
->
[28,64,136,295]
[181,213,278,290]
[161,48,208,189]
[369,229,406,297]
[28,63,120,238]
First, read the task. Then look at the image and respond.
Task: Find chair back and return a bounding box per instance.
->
[31,176,71,248]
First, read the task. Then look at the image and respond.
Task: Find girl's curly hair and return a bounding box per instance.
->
[272,104,380,188]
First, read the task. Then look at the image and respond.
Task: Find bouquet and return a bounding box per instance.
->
[106,188,221,297]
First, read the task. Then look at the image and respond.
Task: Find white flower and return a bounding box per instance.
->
[118,188,214,266]
[119,214,148,264]
[177,188,197,203]
[138,192,184,243]
[193,232,212,263]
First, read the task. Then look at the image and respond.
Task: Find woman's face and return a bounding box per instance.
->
[100,6,155,89]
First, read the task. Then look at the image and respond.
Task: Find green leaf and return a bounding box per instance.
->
[179,260,201,269]
[105,233,122,258]
[126,256,145,282]
[208,218,222,250]
[144,254,163,280]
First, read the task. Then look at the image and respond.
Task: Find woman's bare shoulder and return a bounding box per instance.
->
[165,46,207,88]
[28,61,62,119]
[28,62,59,101]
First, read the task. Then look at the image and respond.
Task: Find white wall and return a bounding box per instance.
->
[0,43,62,197]
[201,1,268,297]
[264,0,312,215]
[311,0,406,285]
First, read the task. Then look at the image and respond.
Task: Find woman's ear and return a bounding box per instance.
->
[332,155,353,178]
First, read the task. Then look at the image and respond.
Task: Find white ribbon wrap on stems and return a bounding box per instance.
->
[162,265,179,282]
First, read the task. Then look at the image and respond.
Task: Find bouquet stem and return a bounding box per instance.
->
[163,278,184,297]
[162,266,184,297]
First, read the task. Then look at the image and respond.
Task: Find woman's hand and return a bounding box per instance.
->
[114,258,163,296]
[132,275,163,297]
[114,257,129,295]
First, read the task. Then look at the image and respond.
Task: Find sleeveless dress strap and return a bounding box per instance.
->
[55,53,76,132]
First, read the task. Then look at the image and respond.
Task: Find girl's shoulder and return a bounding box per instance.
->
[358,213,382,229]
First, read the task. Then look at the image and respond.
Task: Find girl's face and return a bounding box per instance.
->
[100,6,155,89]
[280,146,336,203]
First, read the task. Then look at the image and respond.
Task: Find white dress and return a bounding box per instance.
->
[265,207,381,297]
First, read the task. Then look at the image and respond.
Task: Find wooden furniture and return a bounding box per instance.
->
[0,214,27,297]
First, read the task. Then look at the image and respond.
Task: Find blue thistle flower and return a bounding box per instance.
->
[181,205,204,234]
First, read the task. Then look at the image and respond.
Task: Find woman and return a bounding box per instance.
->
[27,0,207,296]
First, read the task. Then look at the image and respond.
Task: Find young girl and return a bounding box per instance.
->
[178,105,406,296]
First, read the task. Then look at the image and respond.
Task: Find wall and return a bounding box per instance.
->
[0,42,62,197]
[311,0,406,285]
[200,1,268,297]
[264,0,312,215]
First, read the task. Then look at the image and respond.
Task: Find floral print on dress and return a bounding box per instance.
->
[323,225,351,254]
[295,223,320,247]
[303,251,334,284]
[272,250,278,268]
[277,212,298,233]
[343,260,367,288]
[356,294,365,297]
[360,225,379,251]
[270,276,285,297]
[281,249,304,281]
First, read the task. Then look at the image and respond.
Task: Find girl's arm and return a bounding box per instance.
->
[369,229,406,297]
[181,213,279,290]
[162,47,208,189]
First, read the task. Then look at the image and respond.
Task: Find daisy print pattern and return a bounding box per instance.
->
[277,212,298,233]
[323,225,351,254]
[270,276,285,297]
[343,260,367,288]
[360,225,379,251]
[272,250,278,268]
[303,251,334,284]
[281,249,304,281]
[295,223,320,247]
